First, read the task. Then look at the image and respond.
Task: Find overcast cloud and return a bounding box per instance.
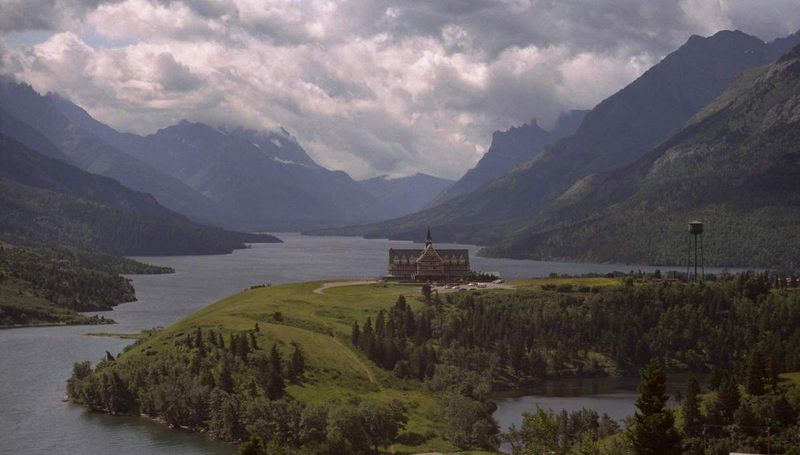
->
[1,0,799,179]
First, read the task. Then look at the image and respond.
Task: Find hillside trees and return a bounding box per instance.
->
[629,359,681,455]
[68,326,410,453]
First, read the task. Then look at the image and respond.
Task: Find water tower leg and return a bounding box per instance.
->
[700,233,705,282]
[694,235,698,282]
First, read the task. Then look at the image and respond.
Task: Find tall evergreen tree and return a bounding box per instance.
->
[218,356,235,393]
[266,345,285,399]
[745,349,767,396]
[717,376,740,424]
[682,377,702,438]
[629,358,681,455]
[351,321,360,347]
[288,344,305,381]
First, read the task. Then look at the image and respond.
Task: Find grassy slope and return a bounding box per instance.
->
[120,281,456,453]
[113,277,625,453]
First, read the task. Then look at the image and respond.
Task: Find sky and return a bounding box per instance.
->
[1,1,799,180]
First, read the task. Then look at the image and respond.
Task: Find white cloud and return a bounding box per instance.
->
[1,0,798,179]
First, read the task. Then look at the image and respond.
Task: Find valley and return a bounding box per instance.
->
[2,4,800,454]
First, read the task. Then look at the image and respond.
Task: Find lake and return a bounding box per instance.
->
[0,234,721,453]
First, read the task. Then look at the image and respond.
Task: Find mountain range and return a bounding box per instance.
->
[358,173,453,220]
[0,78,452,230]
[486,45,800,267]
[312,29,800,267]
[0,131,278,255]
[428,110,587,206]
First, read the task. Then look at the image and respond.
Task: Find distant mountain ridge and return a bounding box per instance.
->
[485,42,800,267]
[429,110,587,206]
[0,80,450,229]
[115,120,388,230]
[0,133,279,255]
[358,173,453,220]
[311,29,800,254]
[0,78,221,223]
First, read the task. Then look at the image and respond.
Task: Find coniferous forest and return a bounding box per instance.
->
[354,272,800,383]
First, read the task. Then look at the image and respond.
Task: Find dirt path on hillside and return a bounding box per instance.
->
[333,336,376,384]
[312,280,378,295]
[432,282,515,294]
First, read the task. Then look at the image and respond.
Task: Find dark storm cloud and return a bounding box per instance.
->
[0,0,124,32]
[155,52,203,92]
[1,0,799,179]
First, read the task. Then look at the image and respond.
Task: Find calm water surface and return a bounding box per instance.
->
[0,234,723,453]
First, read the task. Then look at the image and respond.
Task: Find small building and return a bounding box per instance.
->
[387,228,470,281]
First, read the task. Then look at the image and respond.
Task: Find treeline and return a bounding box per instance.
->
[351,296,501,451]
[68,327,409,454]
[0,244,170,312]
[486,199,800,268]
[506,357,800,454]
[0,244,172,326]
[347,272,800,452]
[679,358,800,454]
[354,272,800,384]
[351,295,437,380]
[503,407,621,454]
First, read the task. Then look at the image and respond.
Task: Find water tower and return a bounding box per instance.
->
[687,221,704,282]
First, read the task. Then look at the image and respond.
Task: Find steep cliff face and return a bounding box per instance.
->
[429,110,587,205]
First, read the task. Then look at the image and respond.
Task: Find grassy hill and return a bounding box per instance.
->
[66,273,800,452]
[109,281,459,453]
[70,278,622,452]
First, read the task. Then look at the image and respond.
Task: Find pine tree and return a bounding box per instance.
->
[218,356,235,393]
[239,435,265,455]
[360,317,374,355]
[745,349,767,396]
[717,376,740,424]
[351,321,360,347]
[288,344,305,381]
[421,284,432,303]
[682,377,701,438]
[628,358,681,455]
[266,345,285,399]
[194,327,204,356]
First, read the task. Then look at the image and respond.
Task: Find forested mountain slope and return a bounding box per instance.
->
[0,78,220,222]
[486,44,800,267]
[312,29,800,248]
[0,134,279,255]
[119,121,384,230]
